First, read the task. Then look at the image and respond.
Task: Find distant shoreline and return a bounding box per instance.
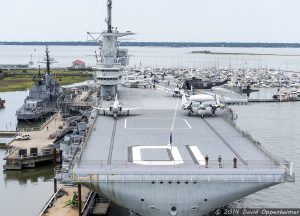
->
[2,41,300,48]
[190,50,300,56]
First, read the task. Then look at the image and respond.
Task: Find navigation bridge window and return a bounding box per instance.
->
[97,77,119,81]
[98,69,119,72]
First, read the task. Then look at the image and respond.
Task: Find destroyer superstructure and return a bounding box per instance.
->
[16,47,60,121]
[92,0,133,100]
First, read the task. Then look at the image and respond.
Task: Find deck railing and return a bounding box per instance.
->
[71,172,289,184]
[73,159,286,170]
[16,112,59,132]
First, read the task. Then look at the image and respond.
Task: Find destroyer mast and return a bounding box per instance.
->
[93,0,133,100]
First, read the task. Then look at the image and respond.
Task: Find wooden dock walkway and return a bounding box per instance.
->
[3,113,67,170]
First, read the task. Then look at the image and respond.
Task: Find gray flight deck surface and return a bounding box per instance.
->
[78,86,273,169]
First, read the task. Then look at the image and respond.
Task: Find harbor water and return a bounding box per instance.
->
[1,45,300,70]
[0,46,299,215]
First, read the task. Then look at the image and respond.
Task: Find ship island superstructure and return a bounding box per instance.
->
[93,0,133,100]
[55,1,295,216]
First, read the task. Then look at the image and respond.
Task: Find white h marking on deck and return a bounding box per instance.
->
[132,145,183,165]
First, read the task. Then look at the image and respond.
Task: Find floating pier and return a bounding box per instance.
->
[3,113,67,170]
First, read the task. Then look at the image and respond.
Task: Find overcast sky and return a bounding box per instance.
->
[1,0,300,42]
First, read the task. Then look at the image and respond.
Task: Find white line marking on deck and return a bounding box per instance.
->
[125,127,190,130]
[132,145,184,165]
[124,119,127,129]
[184,119,192,129]
[190,146,205,165]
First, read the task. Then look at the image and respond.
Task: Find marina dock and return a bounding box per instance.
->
[248,98,300,103]
[3,113,67,170]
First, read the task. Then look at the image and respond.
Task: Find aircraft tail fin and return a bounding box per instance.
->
[215,94,220,104]
[115,94,118,101]
[215,94,224,108]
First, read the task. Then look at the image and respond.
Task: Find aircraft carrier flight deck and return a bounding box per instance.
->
[76,86,285,171]
[72,85,294,216]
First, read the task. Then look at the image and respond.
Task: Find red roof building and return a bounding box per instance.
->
[72,59,86,69]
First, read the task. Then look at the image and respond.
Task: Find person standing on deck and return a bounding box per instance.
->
[233,157,238,168]
[205,155,209,168]
[218,155,222,168]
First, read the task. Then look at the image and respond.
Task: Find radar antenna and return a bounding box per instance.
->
[38,46,57,75]
[45,46,50,75]
[106,0,112,33]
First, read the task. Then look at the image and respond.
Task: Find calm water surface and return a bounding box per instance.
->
[1,45,300,70]
[0,150,54,216]
[234,102,300,208]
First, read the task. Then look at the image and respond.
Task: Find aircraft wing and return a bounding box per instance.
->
[122,107,142,111]
[164,87,174,94]
[93,106,109,111]
[122,80,150,88]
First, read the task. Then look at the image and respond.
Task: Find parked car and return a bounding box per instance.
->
[15,134,31,141]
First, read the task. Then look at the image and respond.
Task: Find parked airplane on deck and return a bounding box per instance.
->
[150,71,168,79]
[164,87,185,97]
[93,95,141,119]
[182,77,230,90]
[181,93,224,117]
[121,75,152,88]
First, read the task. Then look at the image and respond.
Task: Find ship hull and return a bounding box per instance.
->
[79,177,279,216]
[16,110,53,121]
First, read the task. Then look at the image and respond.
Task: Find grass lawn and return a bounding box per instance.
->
[0,70,91,92]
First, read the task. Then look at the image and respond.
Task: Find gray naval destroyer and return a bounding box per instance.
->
[59,1,295,215]
[16,47,61,121]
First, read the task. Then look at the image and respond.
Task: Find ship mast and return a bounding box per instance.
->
[45,46,50,75]
[106,0,112,33]
[91,0,134,100]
